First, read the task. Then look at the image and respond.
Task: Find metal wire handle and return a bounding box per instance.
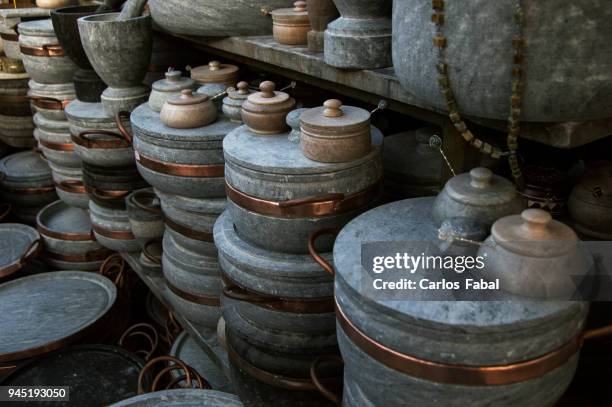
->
[119,323,160,361]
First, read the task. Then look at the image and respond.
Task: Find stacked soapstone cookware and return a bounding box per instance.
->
[214,82,382,406]
[122,56,243,332]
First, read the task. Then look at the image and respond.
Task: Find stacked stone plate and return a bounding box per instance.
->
[0,72,34,148]
[217,116,382,405]
[36,200,112,271]
[332,197,588,406]
[128,102,240,331]
[0,223,42,281]
[0,150,57,224]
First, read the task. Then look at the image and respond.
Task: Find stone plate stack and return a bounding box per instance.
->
[0,150,57,223]
[36,199,112,271]
[19,18,78,182]
[110,389,244,407]
[217,98,383,405]
[0,71,34,148]
[0,271,117,373]
[127,100,241,332]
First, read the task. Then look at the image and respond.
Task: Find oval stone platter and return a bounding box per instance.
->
[0,271,116,362]
[109,389,244,407]
[0,223,40,279]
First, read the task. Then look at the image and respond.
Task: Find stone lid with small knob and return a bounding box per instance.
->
[240,81,296,134]
[165,89,209,106]
[189,60,239,85]
[152,69,196,93]
[490,209,578,257]
[160,89,217,129]
[225,81,252,101]
[445,167,519,206]
[271,1,309,21]
[300,99,371,162]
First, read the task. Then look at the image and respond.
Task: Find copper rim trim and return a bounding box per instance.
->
[136,152,225,178]
[226,180,381,219]
[227,341,339,392]
[166,280,220,307]
[36,220,94,241]
[55,180,87,194]
[72,130,131,149]
[335,300,611,386]
[86,186,130,202]
[19,44,65,57]
[221,273,334,314]
[44,248,114,262]
[164,217,213,242]
[1,185,55,195]
[28,96,71,111]
[0,32,18,41]
[38,138,75,152]
[92,224,135,240]
[142,239,162,265]
[0,238,41,279]
[128,190,162,215]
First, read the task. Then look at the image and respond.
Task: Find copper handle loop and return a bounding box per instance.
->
[582,325,612,343]
[163,312,182,346]
[0,203,11,222]
[142,239,162,265]
[310,355,344,405]
[165,366,210,390]
[137,356,192,394]
[118,323,159,361]
[222,285,276,304]
[129,192,162,215]
[27,96,64,110]
[278,193,345,208]
[90,187,130,201]
[115,111,133,145]
[308,228,339,277]
[17,239,41,268]
[74,130,130,148]
[99,253,126,289]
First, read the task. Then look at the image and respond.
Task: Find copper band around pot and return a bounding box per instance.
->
[55,180,86,194]
[227,342,338,392]
[72,130,130,149]
[44,248,114,262]
[19,44,65,57]
[166,280,220,307]
[135,152,225,178]
[38,139,74,152]
[1,185,55,195]
[221,273,334,314]
[28,96,71,111]
[336,300,591,386]
[0,32,18,41]
[164,217,213,242]
[92,224,135,240]
[37,221,94,241]
[226,180,381,219]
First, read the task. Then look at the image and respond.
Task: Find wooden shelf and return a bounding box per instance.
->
[169,33,612,150]
[120,251,230,381]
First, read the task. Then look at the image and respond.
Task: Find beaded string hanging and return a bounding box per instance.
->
[431,0,525,187]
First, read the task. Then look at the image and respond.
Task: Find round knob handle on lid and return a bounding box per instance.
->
[323,99,343,118]
[293,1,307,12]
[520,209,552,236]
[180,89,194,99]
[260,81,276,98]
[209,61,221,71]
[237,81,249,95]
[469,167,493,189]
[165,69,181,81]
